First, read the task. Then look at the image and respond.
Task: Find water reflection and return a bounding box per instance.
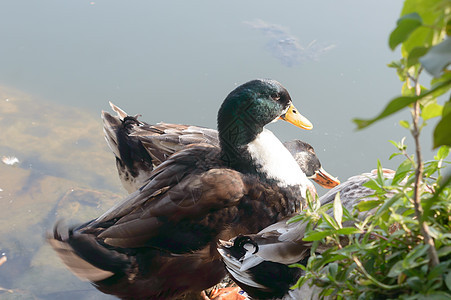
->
[244,19,336,66]
[0,87,119,299]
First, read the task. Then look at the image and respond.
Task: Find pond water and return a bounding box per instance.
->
[0,1,442,299]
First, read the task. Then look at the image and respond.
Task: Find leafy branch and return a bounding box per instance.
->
[292,1,451,298]
[353,0,451,271]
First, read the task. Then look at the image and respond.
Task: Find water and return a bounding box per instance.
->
[0,1,442,299]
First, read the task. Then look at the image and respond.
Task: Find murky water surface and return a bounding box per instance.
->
[0,1,442,299]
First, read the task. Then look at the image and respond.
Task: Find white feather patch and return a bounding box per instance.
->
[247,129,308,194]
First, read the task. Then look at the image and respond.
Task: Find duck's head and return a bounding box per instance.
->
[283,140,340,189]
[217,79,315,185]
[218,79,312,150]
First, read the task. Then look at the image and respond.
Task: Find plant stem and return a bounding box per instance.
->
[352,256,401,290]
[410,71,439,268]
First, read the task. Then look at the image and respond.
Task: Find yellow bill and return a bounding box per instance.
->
[279,103,313,130]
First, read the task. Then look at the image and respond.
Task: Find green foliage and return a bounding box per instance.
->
[293,0,451,298]
[434,99,451,148]
[293,146,451,299]
[389,13,423,51]
[420,38,451,77]
[352,0,451,148]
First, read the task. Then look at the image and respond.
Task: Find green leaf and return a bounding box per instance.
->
[322,211,339,230]
[387,60,403,69]
[422,292,451,300]
[363,179,382,192]
[354,79,451,130]
[303,230,334,242]
[389,139,400,148]
[437,246,451,258]
[389,152,402,160]
[430,73,451,98]
[336,227,362,235]
[406,276,423,291]
[433,109,451,148]
[402,81,416,96]
[328,262,338,279]
[420,38,451,77]
[428,262,449,281]
[374,193,403,220]
[392,159,413,185]
[400,0,444,53]
[317,254,349,266]
[357,200,381,212]
[388,260,404,277]
[422,101,443,121]
[289,263,307,271]
[287,214,305,224]
[445,272,451,291]
[399,120,410,128]
[435,145,450,160]
[403,244,429,268]
[424,160,439,178]
[333,192,343,228]
[389,13,423,50]
[354,96,418,129]
[376,160,384,185]
[407,46,429,67]
[290,275,308,290]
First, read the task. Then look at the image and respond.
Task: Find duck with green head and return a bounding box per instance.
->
[49,79,316,299]
[218,79,313,188]
[101,100,338,195]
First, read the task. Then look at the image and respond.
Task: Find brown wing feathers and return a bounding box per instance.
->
[95,168,246,249]
[49,146,302,298]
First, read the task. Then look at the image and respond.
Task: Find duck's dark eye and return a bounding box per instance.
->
[271,93,280,101]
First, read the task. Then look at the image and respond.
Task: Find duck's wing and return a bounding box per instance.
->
[106,101,219,164]
[49,143,246,285]
[83,144,245,251]
[102,108,156,193]
[131,122,219,167]
[218,228,307,299]
[102,102,220,193]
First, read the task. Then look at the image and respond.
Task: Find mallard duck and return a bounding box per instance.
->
[218,170,396,300]
[102,104,339,194]
[49,79,321,299]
